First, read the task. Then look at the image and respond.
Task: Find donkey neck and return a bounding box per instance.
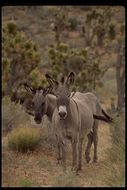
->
[63,98,79,125]
[46,94,56,121]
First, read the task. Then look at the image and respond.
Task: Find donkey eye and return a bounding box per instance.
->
[30,102,34,107]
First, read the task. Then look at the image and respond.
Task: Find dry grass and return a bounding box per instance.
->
[52,167,79,187]
[8,126,42,152]
[105,113,125,187]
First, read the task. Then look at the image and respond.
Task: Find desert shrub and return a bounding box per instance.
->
[48,42,105,92]
[68,17,79,30]
[2,96,31,134]
[2,21,40,95]
[8,126,42,152]
[29,67,48,88]
[18,178,32,187]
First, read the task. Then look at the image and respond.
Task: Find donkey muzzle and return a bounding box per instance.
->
[34,113,42,124]
[58,105,67,120]
[59,112,67,120]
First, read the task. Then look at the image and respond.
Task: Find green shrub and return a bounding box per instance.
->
[68,17,79,30]
[29,67,48,88]
[18,178,32,187]
[48,42,105,92]
[2,21,40,95]
[8,126,42,152]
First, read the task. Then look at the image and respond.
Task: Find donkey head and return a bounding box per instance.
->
[45,72,75,120]
[31,86,52,124]
[11,80,52,124]
[21,84,52,124]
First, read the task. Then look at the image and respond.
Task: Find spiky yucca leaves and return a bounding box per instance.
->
[48,42,105,91]
[2,21,41,95]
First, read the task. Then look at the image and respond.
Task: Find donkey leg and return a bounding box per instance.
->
[93,121,98,163]
[56,135,62,165]
[77,137,84,171]
[57,142,62,165]
[71,139,78,170]
[85,131,93,163]
[60,142,67,171]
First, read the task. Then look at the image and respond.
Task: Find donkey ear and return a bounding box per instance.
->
[66,72,75,87]
[45,74,59,88]
[43,85,53,96]
[24,84,36,94]
[45,74,54,86]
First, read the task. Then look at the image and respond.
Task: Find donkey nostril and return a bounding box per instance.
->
[59,112,66,119]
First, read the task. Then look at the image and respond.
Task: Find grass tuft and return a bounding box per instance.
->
[8,126,42,153]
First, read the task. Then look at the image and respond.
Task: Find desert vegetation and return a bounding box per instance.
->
[2,6,125,187]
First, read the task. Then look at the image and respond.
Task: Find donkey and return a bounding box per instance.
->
[11,80,55,123]
[45,72,113,172]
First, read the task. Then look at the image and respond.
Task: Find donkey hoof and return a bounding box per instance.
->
[76,171,80,176]
[93,160,97,163]
[75,168,82,175]
[77,167,82,172]
[93,158,98,163]
[57,158,62,165]
[86,156,91,163]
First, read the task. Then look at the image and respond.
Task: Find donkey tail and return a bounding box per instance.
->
[93,114,113,123]
[102,109,113,122]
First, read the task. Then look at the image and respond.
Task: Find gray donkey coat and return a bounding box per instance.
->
[46,72,102,172]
